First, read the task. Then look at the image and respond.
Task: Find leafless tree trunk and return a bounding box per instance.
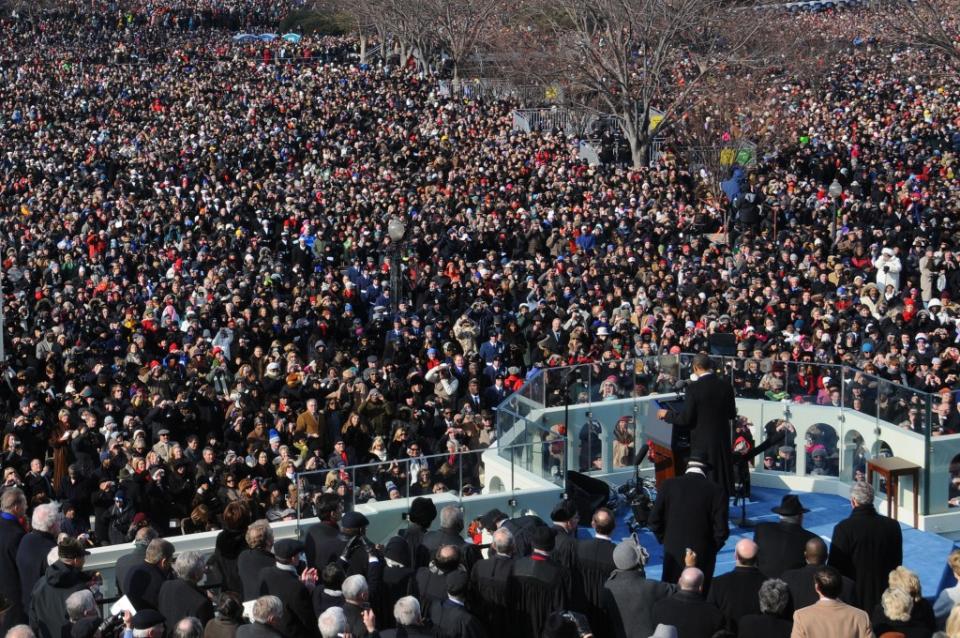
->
[532,0,765,169]
[887,0,960,68]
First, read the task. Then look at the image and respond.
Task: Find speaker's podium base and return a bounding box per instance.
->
[650,442,680,488]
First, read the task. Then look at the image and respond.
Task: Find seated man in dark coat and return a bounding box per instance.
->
[652,567,726,638]
[753,495,818,578]
[236,595,285,638]
[429,571,486,638]
[602,538,685,638]
[469,527,515,636]
[256,539,320,638]
[707,539,767,632]
[782,537,855,611]
[738,578,793,638]
[157,551,214,627]
[509,526,571,638]
[123,539,174,612]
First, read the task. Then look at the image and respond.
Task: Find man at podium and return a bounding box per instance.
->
[656,353,737,502]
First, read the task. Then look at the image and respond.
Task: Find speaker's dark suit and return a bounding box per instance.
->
[665,371,737,499]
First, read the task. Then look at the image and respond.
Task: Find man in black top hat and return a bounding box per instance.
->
[257,539,320,638]
[509,526,571,638]
[753,494,818,578]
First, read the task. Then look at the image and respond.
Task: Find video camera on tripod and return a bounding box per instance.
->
[616,442,656,532]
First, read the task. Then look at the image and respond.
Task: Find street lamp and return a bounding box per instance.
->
[828,179,843,248]
[387,217,406,313]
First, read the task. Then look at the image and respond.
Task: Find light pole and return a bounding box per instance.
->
[387,217,406,314]
[828,179,843,248]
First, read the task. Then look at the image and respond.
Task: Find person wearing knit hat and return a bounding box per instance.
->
[397,497,437,569]
[602,538,682,638]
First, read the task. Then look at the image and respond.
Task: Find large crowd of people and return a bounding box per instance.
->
[0,0,959,635]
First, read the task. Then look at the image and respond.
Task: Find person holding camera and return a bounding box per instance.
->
[255,540,319,638]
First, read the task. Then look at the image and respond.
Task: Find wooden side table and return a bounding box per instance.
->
[866,456,921,528]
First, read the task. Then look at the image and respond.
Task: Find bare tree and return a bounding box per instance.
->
[427,0,512,83]
[887,0,960,68]
[533,0,765,168]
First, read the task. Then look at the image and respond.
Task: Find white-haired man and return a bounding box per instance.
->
[342,575,377,637]
[236,596,284,638]
[158,551,214,627]
[317,607,346,638]
[829,481,902,613]
[16,503,60,611]
[380,596,433,638]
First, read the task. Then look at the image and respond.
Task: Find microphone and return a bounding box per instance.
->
[635,442,650,467]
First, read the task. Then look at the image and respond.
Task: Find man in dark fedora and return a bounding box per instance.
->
[753,494,818,578]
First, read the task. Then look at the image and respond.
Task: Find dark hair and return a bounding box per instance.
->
[222,501,250,531]
[216,591,243,621]
[317,493,341,521]
[321,562,346,588]
[693,353,713,372]
[814,566,842,599]
[446,571,469,598]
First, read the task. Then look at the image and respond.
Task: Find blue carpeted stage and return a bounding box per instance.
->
[593,486,957,601]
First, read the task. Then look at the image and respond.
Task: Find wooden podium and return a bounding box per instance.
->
[649,441,679,487]
[646,399,686,488]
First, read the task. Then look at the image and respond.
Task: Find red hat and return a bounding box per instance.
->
[169,343,179,352]
[149,360,161,369]
[211,346,223,355]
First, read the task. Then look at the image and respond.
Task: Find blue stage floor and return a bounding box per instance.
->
[593,486,957,600]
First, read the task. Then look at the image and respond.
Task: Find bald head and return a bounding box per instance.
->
[678,567,704,592]
[592,508,615,536]
[735,539,758,567]
[804,537,827,565]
